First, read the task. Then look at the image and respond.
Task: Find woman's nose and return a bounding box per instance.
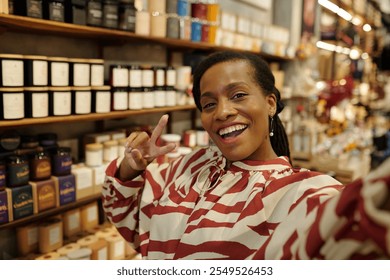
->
[214,100,237,121]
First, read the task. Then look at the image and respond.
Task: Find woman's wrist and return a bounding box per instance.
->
[116,158,144,181]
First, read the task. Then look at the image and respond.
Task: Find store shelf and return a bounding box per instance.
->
[0,14,291,61]
[0,193,102,230]
[0,104,197,128]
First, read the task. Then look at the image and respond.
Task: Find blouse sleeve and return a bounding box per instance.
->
[257,159,390,259]
[101,156,170,250]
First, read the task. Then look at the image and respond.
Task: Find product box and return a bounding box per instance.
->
[38,218,63,254]
[80,201,98,231]
[90,165,106,195]
[72,165,93,200]
[30,178,57,214]
[0,188,13,224]
[52,174,76,206]
[10,184,34,220]
[17,223,39,256]
[62,208,81,238]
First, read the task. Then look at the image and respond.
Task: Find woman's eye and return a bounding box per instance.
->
[232,93,247,99]
[202,103,215,110]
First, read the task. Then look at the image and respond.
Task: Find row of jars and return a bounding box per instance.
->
[0,146,73,190]
[0,86,193,120]
[109,65,191,92]
[0,54,104,88]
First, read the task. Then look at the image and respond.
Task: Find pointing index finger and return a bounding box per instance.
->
[150,114,169,144]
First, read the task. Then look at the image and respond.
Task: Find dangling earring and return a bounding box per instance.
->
[269,116,274,137]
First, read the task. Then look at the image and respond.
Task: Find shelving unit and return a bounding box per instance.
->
[0,193,101,230]
[0,14,292,62]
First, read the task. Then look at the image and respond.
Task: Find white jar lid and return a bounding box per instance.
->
[161,134,181,142]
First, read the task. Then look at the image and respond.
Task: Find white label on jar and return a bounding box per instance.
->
[135,11,150,35]
[143,91,155,108]
[112,68,129,87]
[129,91,143,110]
[27,227,38,246]
[75,90,92,114]
[53,91,71,115]
[154,90,166,107]
[129,69,142,87]
[166,69,176,86]
[166,90,176,106]
[51,62,69,86]
[33,60,48,86]
[3,92,24,119]
[74,63,90,86]
[86,150,103,167]
[95,91,111,113]
[32,92,49,118]
[97,248,107,260]
[2,60,23,86]
[68,212,80,231]
[91,64,104,86]
[155,69,165,86]
[142,69,154,87]
[49,226,60,246]
[113,91,128,110]
[87,206,97,222]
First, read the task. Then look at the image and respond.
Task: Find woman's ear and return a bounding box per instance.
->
[266,94,277,116]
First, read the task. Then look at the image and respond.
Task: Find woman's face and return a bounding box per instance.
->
[199,60,277,162]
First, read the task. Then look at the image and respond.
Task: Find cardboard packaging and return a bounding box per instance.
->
[0,188,13,224]
[30,178,57,214]
[52,174,76,206]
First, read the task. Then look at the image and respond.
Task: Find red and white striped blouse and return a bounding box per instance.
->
[102,146,390,259]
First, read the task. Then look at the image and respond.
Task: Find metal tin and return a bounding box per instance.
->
[91,86,111,113]
[0,54,24,87]
[70,58,91,86]
[24,55,49,87]
[49,86,72,116]
[0,87,25,120]
[24,86,49,118]
[71,86,92,114]
[48,57,70,86]
[89,59,105,86]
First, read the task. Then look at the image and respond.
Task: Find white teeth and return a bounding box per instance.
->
[218,124,248,136]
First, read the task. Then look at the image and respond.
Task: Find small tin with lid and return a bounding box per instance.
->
[24,55,49,86]
[0,54,24,87]
[90,59,105,86]
[102,0,119,29]
[20,135,40,150]
[24,86,49,118]
[0,87,25,120]
[112,87,128,111]
[49,86,72,116]
[43,0,66,22]
[87,0,103,27]
[52,147,72,176]
[6,155,30,187]
[72,86,92,114]
[70,58,91,87]
[92,86,111,113]
[48,57,70,86]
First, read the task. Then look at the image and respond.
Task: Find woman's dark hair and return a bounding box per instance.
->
[192,51,290,159]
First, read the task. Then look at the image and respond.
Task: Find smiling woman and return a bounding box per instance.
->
[102,50,390,260]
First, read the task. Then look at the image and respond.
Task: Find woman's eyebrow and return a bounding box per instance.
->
[200,82,248,100]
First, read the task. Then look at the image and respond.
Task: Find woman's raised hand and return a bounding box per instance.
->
[119,114,176,178]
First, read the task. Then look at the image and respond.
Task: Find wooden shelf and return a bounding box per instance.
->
[0,14,291,61]
[0,104,197,128]
[0,193,101,230]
